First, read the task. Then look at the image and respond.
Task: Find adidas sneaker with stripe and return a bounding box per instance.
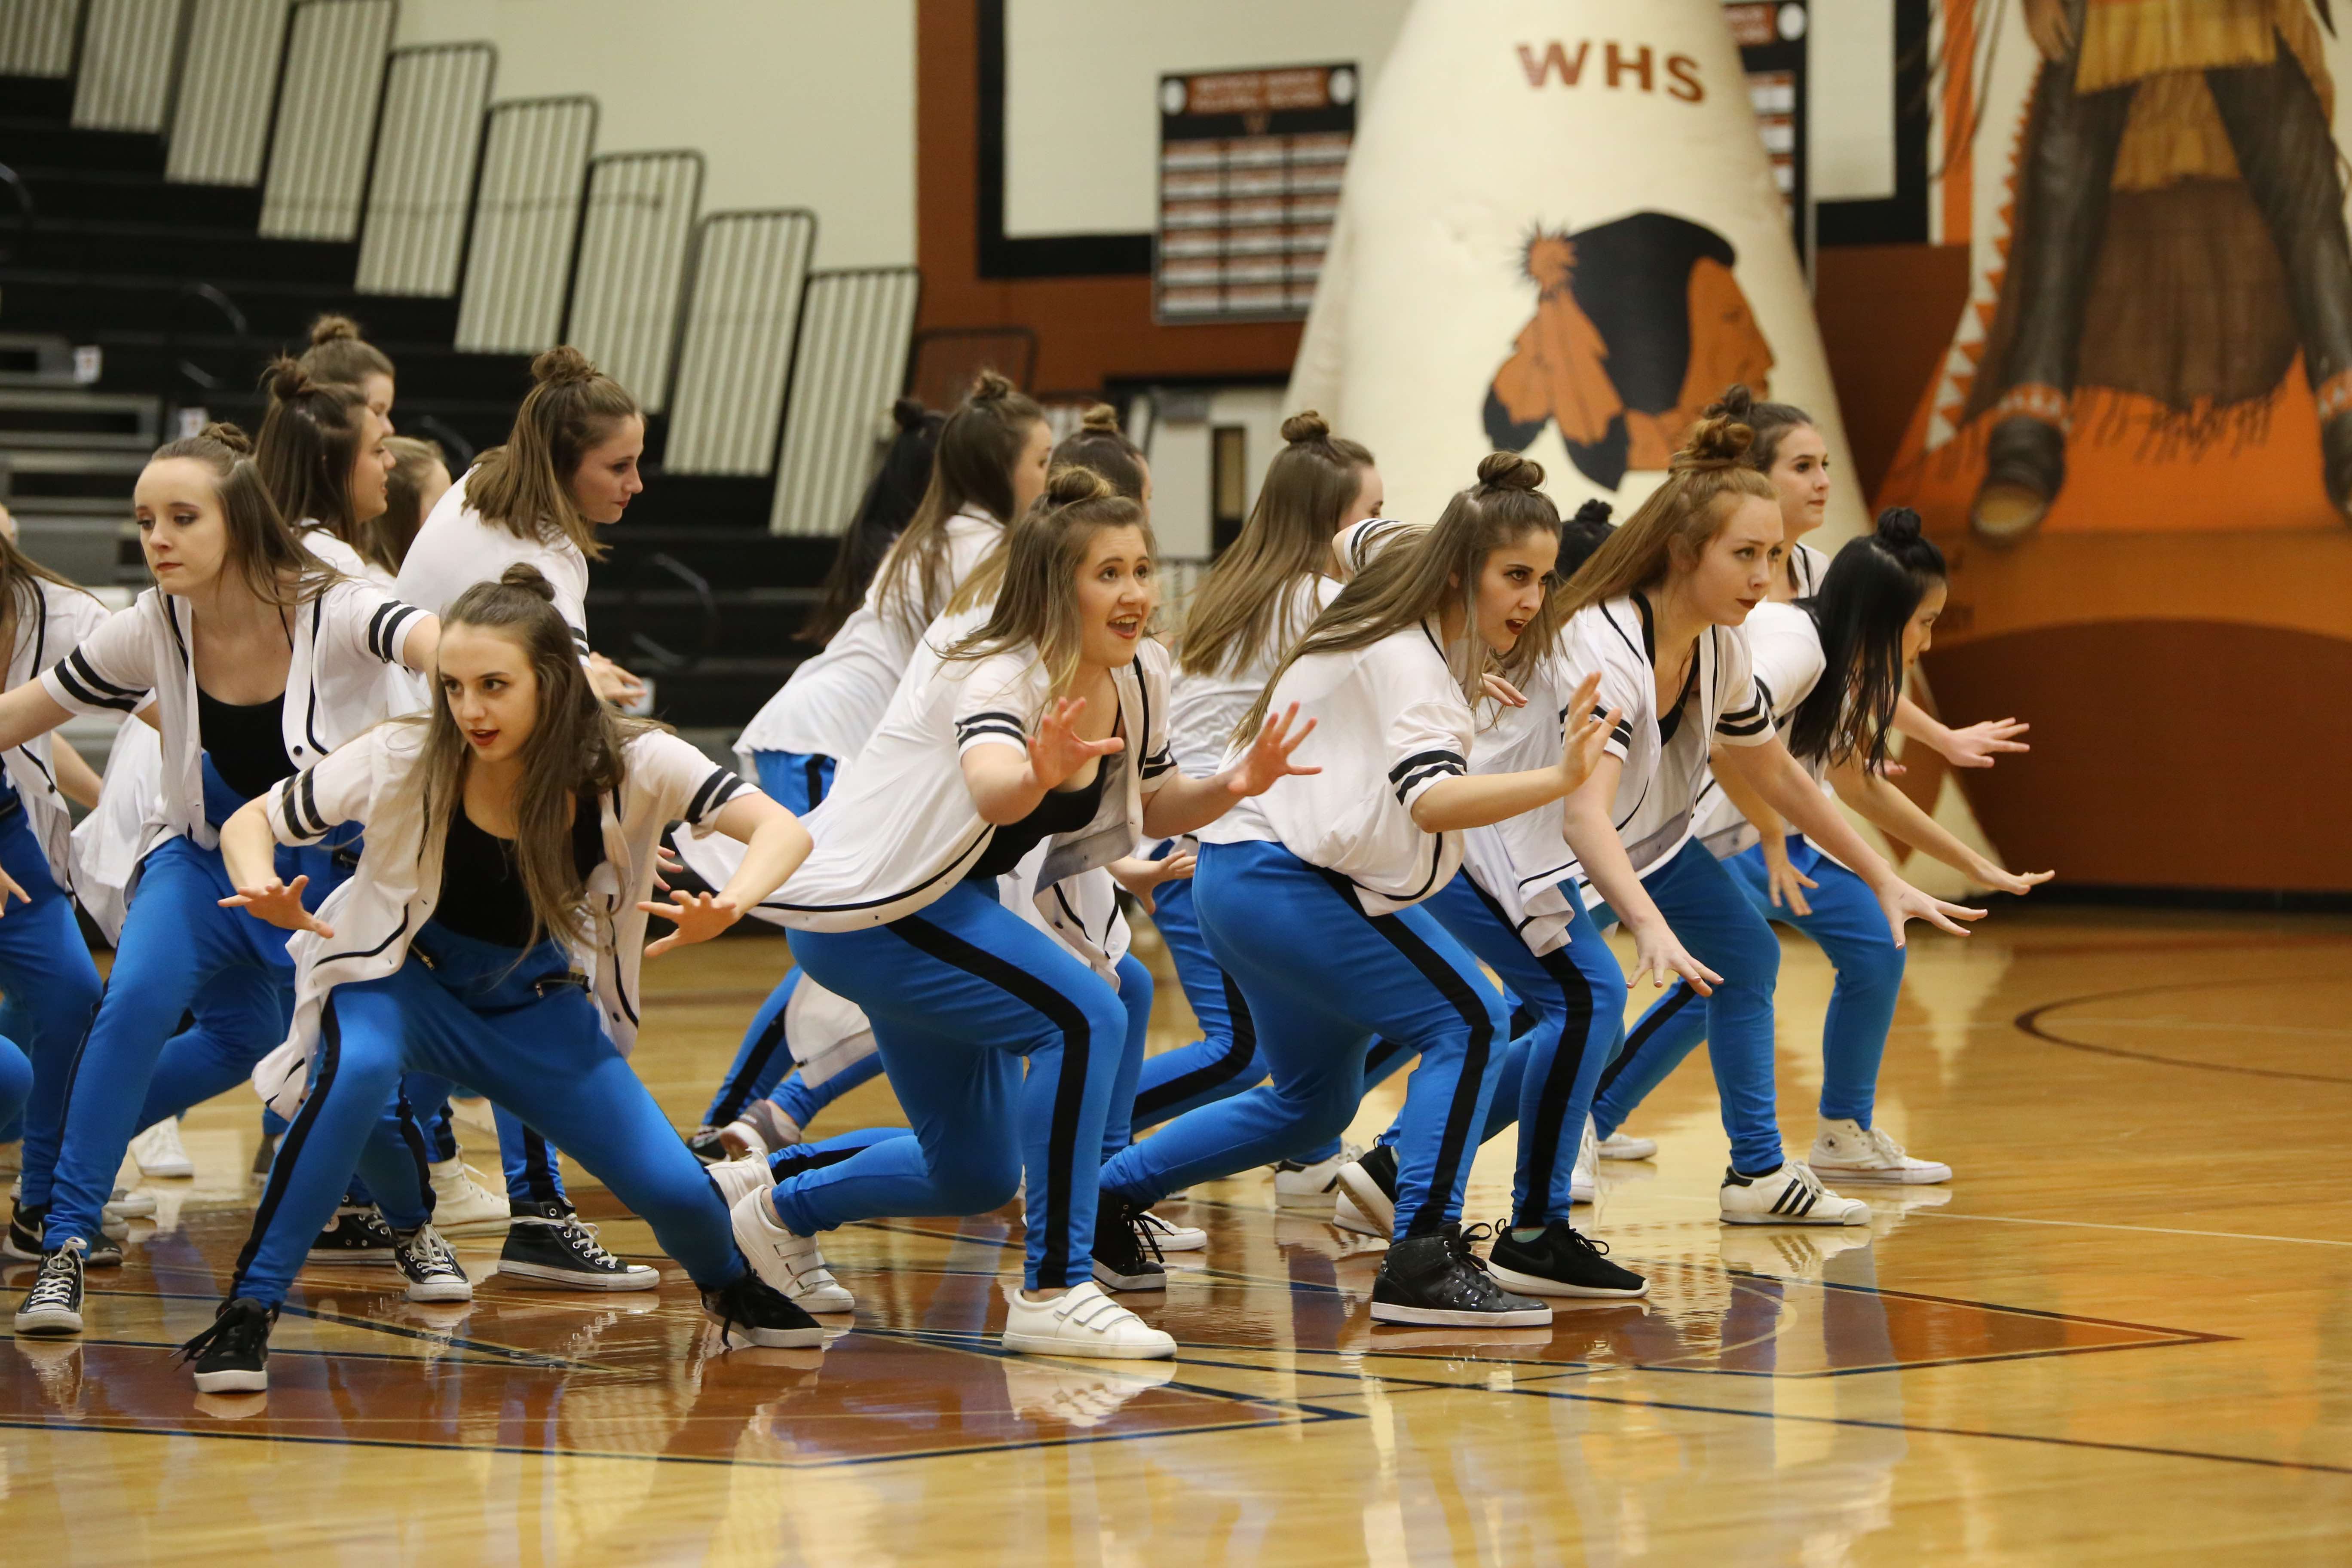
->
[1718,1160,1870,1226]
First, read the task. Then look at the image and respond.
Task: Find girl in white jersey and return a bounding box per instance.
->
[5,426,441,1338]
[1537,412,1981,1227]
[184,566,823,1391]
[255,359,397,591]
[731,467,1313,1359]
[1594,508,2054,1179]
[395,348,670,1287]
[295,313,395,434]
[694,374,1050,1157]
[1096,453,1622,1329]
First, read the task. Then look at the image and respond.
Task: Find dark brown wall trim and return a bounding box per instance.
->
[973,0,1151,279]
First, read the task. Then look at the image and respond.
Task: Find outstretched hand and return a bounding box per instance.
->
[1226,701,1320,798]
[218,875,334,937]
[639,888,743,957]
[1936,717,2030,770]
[1974,863,2056,898]
[1630,923,1721,996]
[1029,697,1124,792]
[1877,880,1984,947]
[1108,850,1195,914]
[1557,673,1618,794]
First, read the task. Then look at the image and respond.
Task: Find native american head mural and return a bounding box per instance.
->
[1483,213,1775,490]
[1879,0,2352,891]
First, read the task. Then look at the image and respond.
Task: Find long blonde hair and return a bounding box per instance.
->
[943,467,1152,698]
[1180,410,1371,680]
[1552,407,1777,619]
[404,564,658,951]
[463,346,638,563]
[1239,452,1560,738]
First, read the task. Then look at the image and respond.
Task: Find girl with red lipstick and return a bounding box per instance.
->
[184,565,822,1390]
[5,424,443,1339]
[1525,411,1981,1228]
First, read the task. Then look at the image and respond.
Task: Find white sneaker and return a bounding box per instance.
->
[426,1159,510,1235]
[728,1188,855,1312]
[1332,1190,1387,1241]
[721,1101,803,1161]
[705,1151,773,1210]
[999,1281,1175,1360]
[1137,1209,1204,1253]
[1271,1141,1361,1213]
[130,1121,194,1179]
[1807,1119,1952,1185]
[1596,1130,1657,1161]
[1571,1119,1597,1205]
[104,1186,156,1221]
[1719,1160,1871,1227]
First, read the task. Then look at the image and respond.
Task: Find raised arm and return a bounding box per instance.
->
[1409,674,1617,834]
[640,790,813,956]
[961,697,1122,826]
[215,793,332,937]
[1140,701,1320,838]
[1892,693,2028,770]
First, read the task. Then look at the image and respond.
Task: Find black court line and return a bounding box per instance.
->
[7,1288,612,1372]
[2016,974,2352,1085]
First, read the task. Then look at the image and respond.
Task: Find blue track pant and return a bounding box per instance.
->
[233,921,747,1306]
[1586,838,1785,1174]
[1596,836,1903,1133]
[1100,839,1506,1240]
[0,798,103,1199]
[769,880,1130,1290]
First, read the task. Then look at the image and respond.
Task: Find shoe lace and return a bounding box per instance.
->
[1785,1161,1829,1195]
[399,1226,459,1275]
[1859,1127,1910,1161]
[557,1215,622,1268]
[1448,1223,1502,1275]
[25,1243,82,1308]
[178,1300,271,1364]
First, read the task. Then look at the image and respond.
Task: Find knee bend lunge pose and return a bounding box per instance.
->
[178,566,821,1391]
[1531,410,1981,1229]
[1094,453,1622,1329]
[393,348,670,1281]
[6,425,442,1337]
[1592,508,2054,1182]
[695,376,1046,1160]
[730,466,1309,1359]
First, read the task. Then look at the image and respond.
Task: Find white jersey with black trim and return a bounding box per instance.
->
[1197,619,1473,915]
[251,724,749,1114]
[1786,539,1831,599]
[735,507,1003,768]
[1493,594,1776,940]
[751,607,1173,965]
[395,474,592,664]
[1333,516,1421,578]
[39,580,426,862]
[4,579,115,897]
[1167,574,1338,779]
[1691,600,1832,858]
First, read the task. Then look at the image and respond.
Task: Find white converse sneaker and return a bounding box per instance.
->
[1571,1119,1597,1205]
[1719,1160,1871,1226]
[729,1188,855,1312]
[426,1159,510,1235]
[105,1185,156,1221]
[999,1281,1175,1360]
[1137,1209,1204,1253]
[706,1151,774,1210]
[1807,1119,1952,1185]
[1596,1130,1657,1161]
[1272,1141,1361,1213]
[130,1120,194,1179]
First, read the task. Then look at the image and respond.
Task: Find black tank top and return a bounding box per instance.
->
[434,791,605,948]
[196,688,294,801]
[965,766,1107,883]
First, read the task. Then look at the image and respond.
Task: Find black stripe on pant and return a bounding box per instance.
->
[1130,971,1258,1126]
[890,913,1097,1287]
[520,1127,565,1209]
[232,997,348,1292]
[710,1003,792,1124]
[1315,869,1493,1239]
[1461,882,1597,1228]
[1594,982,1702,1100]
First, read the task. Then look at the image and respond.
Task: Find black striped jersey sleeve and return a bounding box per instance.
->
[265,736,375,846]
[1373,640,1473,811]
[1711,629,1777,748]
[38,602,153,717]
[951,655,1039,759]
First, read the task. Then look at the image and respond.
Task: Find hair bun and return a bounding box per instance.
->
[201,421,253,456]
[1672,410,1758,472]
[1703,383,1758,423]
[1571,498,1613,527]
[1476,450,1544,492]
[530,346,599,389]
[891,396,929,432]
[1079,402,1122,434]
[261,355,309,402]
[309,313,363,347]
[1043,464,1113,508]
[1280,410,1331,445]
[969,369,1016,404]
[498,562,559,602]
[1875,505,1924,545]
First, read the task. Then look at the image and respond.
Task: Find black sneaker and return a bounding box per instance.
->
[1090,1193,1167,1292]
[13,1239,86,1335]
[4,1200,43,1262]
[500,1201,658,1291]
[1335,1143,1399,1238]
[701,1272,827,1348]
[391,1224,473,1303]
[308,1204,400,1265]
[686,1125,731,1165]
[181,1297,277,1392]
[1370,1224,1553,1327]
[1485,1219,1648,1298]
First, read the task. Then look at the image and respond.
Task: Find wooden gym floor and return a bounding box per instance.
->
[4,906,2350,1563]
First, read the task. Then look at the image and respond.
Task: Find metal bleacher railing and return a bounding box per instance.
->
[3,0,941,539]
